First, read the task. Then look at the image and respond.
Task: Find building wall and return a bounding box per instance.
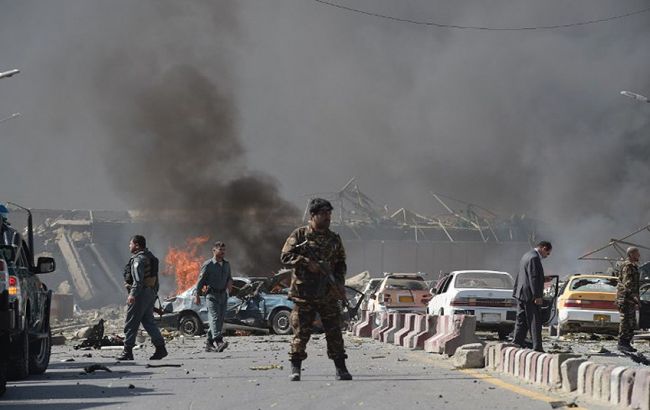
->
[344,239,530,279]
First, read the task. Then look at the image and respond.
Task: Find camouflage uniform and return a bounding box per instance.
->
[617,260,640,345]
[281,225,347,361]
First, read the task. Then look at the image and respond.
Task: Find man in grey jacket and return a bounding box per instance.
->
[194,241,233,352]
[118,235,167,361]
[512,241,552,352]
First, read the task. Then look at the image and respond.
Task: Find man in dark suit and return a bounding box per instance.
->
[512,241,552,352]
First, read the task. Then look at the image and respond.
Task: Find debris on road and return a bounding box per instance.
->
[249,364,283,371]
[83,364,112,373]
[145,364,183,368]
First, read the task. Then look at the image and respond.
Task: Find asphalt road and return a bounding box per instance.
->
[2,334,608,410]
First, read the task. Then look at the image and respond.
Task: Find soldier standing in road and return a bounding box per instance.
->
[617,247,641,353]
[281,198,352,381]
[194,241,233,353]
[118,235,168,361]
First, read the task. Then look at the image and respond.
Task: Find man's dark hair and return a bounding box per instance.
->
[213,241,226,248]
[308,198,333,215]
[536,241,552,250]
[131,235,147,248]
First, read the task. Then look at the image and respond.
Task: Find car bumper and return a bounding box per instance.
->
[451,308,516,326]
[558,308,622,330]
[0,290,15,332]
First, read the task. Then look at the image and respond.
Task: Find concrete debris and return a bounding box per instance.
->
[452,343,485,369]
[249,364,283,371]
[61,358,75,362]
[83,364,112,373]
[549,401,578,409]
[51,335,67,346]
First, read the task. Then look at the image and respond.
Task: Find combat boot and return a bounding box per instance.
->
[618,342,637,353]
[216,340,229,352]
[116,346,134,361]
[149,344,168,360]
[205,340,217,352]
[333,358,352,381]
[289,360,302,381]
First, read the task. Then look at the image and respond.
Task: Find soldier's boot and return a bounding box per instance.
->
[149,344,168,360]
[289,360,302,381]
[116,346,134,361]
[618,342,637,353]
[205,340,217,352]
[333,358,352,381]
[215,340,229,353]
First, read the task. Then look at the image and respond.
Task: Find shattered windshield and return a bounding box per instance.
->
[384,278,427,290]
[454,272,513,289]
[570,277,617,292]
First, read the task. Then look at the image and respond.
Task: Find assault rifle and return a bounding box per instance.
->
[291,240,350,310]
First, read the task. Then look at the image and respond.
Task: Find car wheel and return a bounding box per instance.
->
[8,327,29,380]
[179,313,203,336]
[271,309,292,335]
[29,326,51,375]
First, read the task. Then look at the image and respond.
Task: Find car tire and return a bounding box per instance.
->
[29,326,51,375]
[8,327,29,380]
[179,313,203,336]
[271,309,292,335]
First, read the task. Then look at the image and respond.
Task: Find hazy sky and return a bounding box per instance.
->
[1,0,649,271]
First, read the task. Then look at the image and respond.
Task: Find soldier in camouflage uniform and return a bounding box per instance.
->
[617,247,640,353]
[281,198,352,381]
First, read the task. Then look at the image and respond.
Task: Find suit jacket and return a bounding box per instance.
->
[513,249,545,302]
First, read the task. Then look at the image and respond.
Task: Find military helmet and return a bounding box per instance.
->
[308,198,333,215]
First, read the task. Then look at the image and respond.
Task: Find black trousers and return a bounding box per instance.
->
[512,298,543,352]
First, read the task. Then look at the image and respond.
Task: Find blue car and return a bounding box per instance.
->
[155,270,294,335]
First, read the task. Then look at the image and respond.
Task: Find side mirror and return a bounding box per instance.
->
[36,257,55,274]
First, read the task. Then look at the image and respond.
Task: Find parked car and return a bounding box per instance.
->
[554,274,622,335]
[156,270,294,335]
[428,270,559,339]
[0,206,56,397]
[367,273,432,326]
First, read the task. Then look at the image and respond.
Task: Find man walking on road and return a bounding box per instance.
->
[118,235,167,361]
[512,241,552,353]
[281,198,352,382]
[617,247,641,353]
[195,241,233,353]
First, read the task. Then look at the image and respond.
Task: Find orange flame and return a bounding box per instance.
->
[163,236,210,294]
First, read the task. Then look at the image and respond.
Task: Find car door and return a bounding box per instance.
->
[540,275,559,325]
[430,275,452,315]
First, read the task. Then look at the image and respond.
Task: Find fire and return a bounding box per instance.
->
[163,236,210,294]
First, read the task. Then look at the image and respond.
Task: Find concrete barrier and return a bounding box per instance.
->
[423,314,479,356]
[593,365,616,403]
[631,368,650,410]
[394,314,417,346]
[382,313,404,344]
[372,312,390,340]
[610,366,628,406]
[561,357,587,392]
[353,311,375,338]
[620,368,637,408]
[404,314,428,349]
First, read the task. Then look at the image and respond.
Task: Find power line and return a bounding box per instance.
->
[314,0,650,31]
